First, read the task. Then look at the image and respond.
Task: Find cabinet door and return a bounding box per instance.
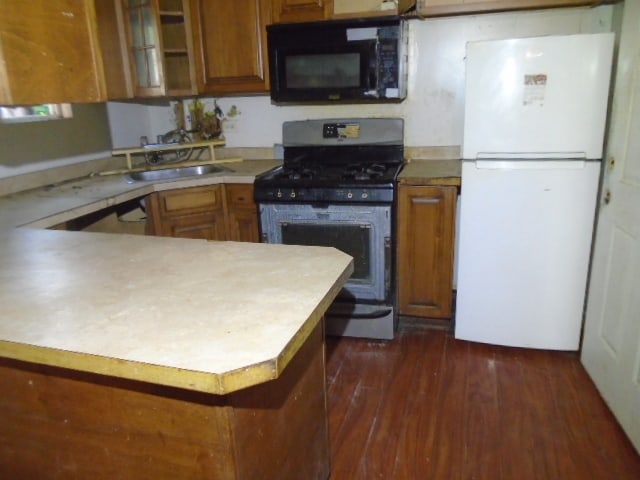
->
[224,184,259,242]
[190,0,270,94]
[121,0,165,96]
[227,210,260,242]
[95,0,134,100]
[0,0,106,104]
[272,0,333,23]
[121,0,196,97]
[145,184,227,240]
[158,0,197,95]
[397,185,456,319]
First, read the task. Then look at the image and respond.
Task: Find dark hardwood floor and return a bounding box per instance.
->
[325,323,640,479]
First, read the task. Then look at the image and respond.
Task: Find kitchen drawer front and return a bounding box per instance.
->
[162,212,227,240]
[157,185,224,217]
[225,184,256,210]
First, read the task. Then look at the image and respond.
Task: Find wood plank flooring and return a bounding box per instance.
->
[325,324,640,479]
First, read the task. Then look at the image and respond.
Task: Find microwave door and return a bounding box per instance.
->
[273,42,376,102]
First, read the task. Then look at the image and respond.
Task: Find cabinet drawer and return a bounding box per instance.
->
[225,184,256,210]
[157,185,224,217]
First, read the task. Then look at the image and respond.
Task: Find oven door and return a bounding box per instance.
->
[259,203,391,302]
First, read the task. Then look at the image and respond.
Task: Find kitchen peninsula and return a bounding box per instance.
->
[0,226,352,478]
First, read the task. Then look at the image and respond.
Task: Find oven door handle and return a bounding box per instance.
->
[327,308,393,319]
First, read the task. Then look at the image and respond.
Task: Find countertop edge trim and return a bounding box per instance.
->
[0,340,226,395]
[218,259,354,394]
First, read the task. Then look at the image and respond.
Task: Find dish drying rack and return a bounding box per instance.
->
[100,139,241,177]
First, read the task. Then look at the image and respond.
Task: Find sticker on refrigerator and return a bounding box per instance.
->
[523,74,547,106]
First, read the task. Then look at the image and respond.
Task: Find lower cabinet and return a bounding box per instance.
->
[146,183,259,242]
[397,184,457,319]
[225,184,261,242]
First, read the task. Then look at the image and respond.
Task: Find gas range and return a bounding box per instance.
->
[255,118,404,340]
[254,118,404,204]
[254,146,403,203]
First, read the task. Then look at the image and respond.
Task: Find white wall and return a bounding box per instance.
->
[107,6,614,150]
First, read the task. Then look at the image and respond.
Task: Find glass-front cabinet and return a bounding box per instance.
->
[121,0,196,97]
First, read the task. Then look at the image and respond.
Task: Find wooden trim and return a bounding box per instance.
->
[0,322,330,479]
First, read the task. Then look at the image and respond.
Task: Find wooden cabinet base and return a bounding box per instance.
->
[146,183,259,242]
[0,322,329,479]
[397,185,457,319]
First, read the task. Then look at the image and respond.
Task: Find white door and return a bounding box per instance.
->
[581,1,640,453]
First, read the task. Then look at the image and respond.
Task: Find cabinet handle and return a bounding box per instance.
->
[412,198,439,205]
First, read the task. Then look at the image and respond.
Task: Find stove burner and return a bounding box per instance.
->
[343,163,388,181]
[280,167,315,180]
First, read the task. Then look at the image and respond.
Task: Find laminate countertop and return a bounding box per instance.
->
[0,159,356,395]
[398,159,462,187]
[0,228,352,394]
[0,159,280,230]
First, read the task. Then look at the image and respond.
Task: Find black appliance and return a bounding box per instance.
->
[255,118,404,340]
[267,17,408,104]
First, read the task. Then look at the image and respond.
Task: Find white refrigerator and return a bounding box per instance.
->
[455,33,615,350]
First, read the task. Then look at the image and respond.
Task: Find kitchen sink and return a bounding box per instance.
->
[125,164,227,183]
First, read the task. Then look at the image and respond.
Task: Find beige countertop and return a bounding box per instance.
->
[0,159,280,230]
[0,158,356,396]
[0,228,352,394]
[398,159,462,187]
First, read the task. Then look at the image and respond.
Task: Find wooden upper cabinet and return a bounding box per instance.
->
[190,0,271,94]
[272,0,333,23]
[120,0,197,97]
[333,0,415,18]
[417,0,614,17]
[0,0,106,105]
[94,1,134,100]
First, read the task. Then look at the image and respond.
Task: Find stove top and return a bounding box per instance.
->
[254,118,404,204]
[255,148,403,203]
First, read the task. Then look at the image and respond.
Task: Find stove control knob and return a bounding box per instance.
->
[347,191,353,199]
[277,190,282,198]
[362,192,369,199]
[290,191,296,199]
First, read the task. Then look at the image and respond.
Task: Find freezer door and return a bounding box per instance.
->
[454,160,600,350]
[463,33,614,160]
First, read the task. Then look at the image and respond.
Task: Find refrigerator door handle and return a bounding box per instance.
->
[476,152,587,160]
[473,160,588,170]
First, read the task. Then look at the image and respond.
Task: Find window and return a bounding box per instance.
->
[0,104,73,123]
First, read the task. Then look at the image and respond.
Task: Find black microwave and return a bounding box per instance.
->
[267,17,408,104]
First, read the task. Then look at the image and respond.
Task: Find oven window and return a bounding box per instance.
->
[281,224,370,280]
[285,53,360,89]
